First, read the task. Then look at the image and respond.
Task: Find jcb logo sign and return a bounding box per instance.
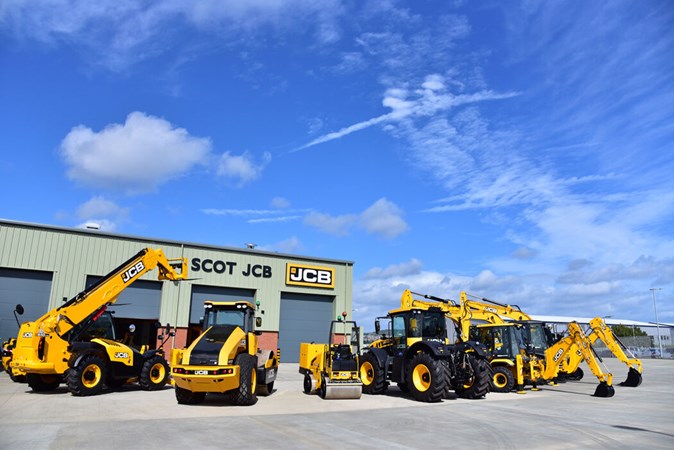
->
[122,262,145,283]
[286,264,335,289]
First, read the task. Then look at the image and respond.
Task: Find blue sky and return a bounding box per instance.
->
[1,0,673,328]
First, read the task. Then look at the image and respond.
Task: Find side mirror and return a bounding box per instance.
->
[375,320,380,334]
[15,304,24,316]
[256,317,262,327]
[128,324,136,333]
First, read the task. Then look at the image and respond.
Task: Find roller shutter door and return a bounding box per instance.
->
[0,268,53,342]
[278,292,333,362]
[85,276,162,320]
[189,285,255,325]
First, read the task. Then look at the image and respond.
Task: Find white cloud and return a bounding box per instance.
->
[303,211,357,236]
[0,0,345,70]
[61,112,211,194]
[363,258,423,280]
[359,198,409,239]
[258,236,304,254]
[271,196,291,209]
[303,198,409,239]
[74,196,130,231]
[216,151,271,187]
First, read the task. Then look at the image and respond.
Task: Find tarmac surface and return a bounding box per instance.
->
[1,358,673,449]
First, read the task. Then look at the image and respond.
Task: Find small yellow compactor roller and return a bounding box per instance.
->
[299,317,362,399]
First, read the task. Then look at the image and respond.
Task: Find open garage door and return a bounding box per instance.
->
[0,268,53,343]
[278,292,334,362]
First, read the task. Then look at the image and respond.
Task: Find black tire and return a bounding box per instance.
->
[175,386,206,405]
[566,367,584,381]
[139,355,169,390]
[8,366,27,383]
[318,374,327,399]
[406,352,446,403]
[491,366,515,393]
[231,353,258,406]
[66,355,105,396]
[359,352,386,395]
[454,354,491,399]
[27,373,61,392]
[257,380,274,396]
[303,374,313,394]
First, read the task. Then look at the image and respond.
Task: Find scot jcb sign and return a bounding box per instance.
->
[286,263,335,289]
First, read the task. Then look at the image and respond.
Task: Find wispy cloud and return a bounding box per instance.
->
[293,74,518,151]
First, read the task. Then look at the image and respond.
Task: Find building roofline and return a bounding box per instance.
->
[0,218,354,266]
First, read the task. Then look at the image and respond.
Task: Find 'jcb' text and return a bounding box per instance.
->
[122,262,145,283]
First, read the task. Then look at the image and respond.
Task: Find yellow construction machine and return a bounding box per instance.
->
[9,248,188,395]
[412,290,615,397]
[2,304,27,382]
[359,291,491,402]
[299,315,362,399]
[560,317,642,387]
[171,300,279,406]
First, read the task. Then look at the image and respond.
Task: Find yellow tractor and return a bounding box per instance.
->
[10,248,188,395]
[171,300,279,406]
[299,316,362,399]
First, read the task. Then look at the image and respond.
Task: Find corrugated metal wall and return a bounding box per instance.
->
[0,220,353,332]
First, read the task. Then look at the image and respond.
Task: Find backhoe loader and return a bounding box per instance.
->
[410,290,615,397]
[171,300,279,406]
[299,316,362,399]
[9,248,188,396]
[560,317,642,387]
[359,291,491,403]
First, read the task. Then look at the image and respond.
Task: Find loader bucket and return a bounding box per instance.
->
[618,367,642,387]
[593,381,615,398]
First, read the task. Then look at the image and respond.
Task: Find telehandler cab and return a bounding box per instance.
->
[359,291,491,402]
[171,300,279,406]
[9,248,188,396]
[299,315,362,399]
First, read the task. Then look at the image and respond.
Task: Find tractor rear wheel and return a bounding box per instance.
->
[359,352,386,395]
[491,366,515,393]
[139,355,169,390]
[406,353,446,403]
[454,354,491,399]
[175,386,206,405]
[231,353,258,406]
[66,355,105,396]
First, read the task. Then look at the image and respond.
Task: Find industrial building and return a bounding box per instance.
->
[0,219,353,362]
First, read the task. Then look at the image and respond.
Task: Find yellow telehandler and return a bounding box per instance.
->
[299,315,362,399]
[171,300,279,406]
[10,248,188,395]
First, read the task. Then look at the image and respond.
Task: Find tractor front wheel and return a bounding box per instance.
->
[359,352,386,395]
[406,353,446,402]
[454,354,491,399]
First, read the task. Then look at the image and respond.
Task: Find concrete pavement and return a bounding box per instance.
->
[1,358,673,449]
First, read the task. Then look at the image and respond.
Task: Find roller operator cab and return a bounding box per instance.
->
[171,300,279,406]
